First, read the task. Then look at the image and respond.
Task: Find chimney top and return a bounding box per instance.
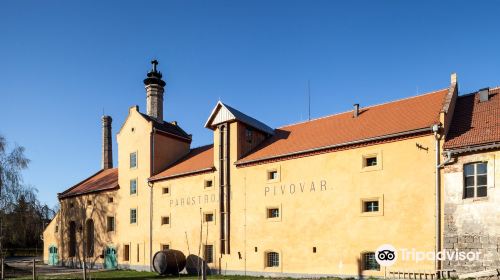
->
[353,104,360,118]
[479,88,490,103]
[144,60,166,87]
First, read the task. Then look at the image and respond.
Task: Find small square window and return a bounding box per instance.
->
[130,152,137,168]
[87,200,92,206]
[107,216,115,232]
[204,213,214,222]
[267,170,278,180]
[130,209,137,224]
[162,187,170,194]
[267,208,280,218]
[363,252,380,271]
[108,197,114,203]
[313,247,317,253]
[55,225,59,233]
[204,180,213,188]
[161,216,170,225]
[130,179,137,195]
[69,202,74,208]
[266,252,280,267]
[161,244,170,251]
[365,156,377,167]
[363,201,379,212]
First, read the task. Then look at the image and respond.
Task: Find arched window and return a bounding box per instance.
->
[86,219,94,257]
[68,221,76,257]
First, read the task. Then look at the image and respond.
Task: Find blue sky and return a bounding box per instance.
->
[1,1,499,207]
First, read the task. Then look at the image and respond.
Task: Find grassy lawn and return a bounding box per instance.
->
[12,270,352,280]
[12,270,335,280]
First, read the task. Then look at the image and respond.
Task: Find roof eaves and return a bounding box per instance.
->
[58,185,120,199]
[57,169,105,198]
[236,126,433,166]
[149,167,215,182]
[444,142,500,155]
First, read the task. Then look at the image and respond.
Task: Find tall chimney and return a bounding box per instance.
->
[102,115,113,169]
[143,60,166,123]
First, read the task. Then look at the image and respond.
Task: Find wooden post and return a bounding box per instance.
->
[1,258,4,280]
[201,260,207,280]
[32,258,36,280]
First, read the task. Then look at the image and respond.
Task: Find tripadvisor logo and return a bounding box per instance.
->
[375,244,481,266]
[375,244,397,266]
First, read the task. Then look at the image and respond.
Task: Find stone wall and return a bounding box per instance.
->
[443,150,500,272]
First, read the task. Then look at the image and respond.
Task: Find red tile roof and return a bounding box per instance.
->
[444,87,500,150]
[58,168,119,199]
[150,145,214,181]
[237,89,449,165]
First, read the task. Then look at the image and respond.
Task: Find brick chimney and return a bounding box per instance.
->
[143,60,166,123]
[102,115,113,169]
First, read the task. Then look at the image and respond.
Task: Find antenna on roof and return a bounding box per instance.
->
[307,80,311,121]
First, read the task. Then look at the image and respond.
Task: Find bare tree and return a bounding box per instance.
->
[0,134,30,258]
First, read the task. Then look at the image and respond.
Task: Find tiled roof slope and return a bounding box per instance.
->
[140,113,191,141]
[58,168,119,199]
[150,145,214,181]
[238,89,448,164]
[444,87,500,150]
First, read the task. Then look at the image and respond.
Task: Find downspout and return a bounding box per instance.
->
[149,128,156,271]
[432,124,445,274]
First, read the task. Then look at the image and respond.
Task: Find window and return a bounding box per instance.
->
[55,225,59,233]
[204,245,214,263]
[204,180,213,188]
[266,252,279,267]
[363,201,379,212]
[162,187,170,194]
[130,152,137,168]
[313,247,317,253]
[123,244,130,261]
[365,156,377,167]
[162,244,170,251]
[130,209,137,224]
[464,162,487,198]
[245,128,253,143]
[204,213,214,222]
[161,216,170,225]
[108,196,114,203]
[267,170,278,180]
[87,200,92,206]
[363,252,380,271]
[107,216,115,232]
[130,179,137,195]
[267,208,280,218]
[69,202,74,208]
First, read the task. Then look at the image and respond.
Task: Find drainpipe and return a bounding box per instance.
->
[149,128,156,271]
[432,124,441,274]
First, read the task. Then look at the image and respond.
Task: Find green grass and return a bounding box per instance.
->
[13,270,351,280]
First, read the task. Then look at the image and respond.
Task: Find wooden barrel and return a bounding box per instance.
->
[152,249,186,275]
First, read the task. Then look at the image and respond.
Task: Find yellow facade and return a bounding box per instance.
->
[43,65,465,277]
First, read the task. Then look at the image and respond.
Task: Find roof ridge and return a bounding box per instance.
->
[278,88,448,129]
